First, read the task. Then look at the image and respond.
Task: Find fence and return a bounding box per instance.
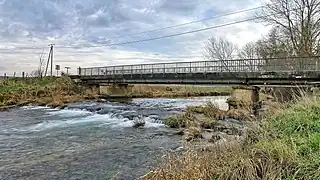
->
[0,72,33,79]
[78,56,320,76]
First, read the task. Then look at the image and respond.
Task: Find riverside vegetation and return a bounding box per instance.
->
[143,92,320,180]
[0,77,99,110]
[0,77,232,110]
[2,77,318,179]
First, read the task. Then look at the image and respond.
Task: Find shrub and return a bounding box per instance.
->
[163,115,186,128]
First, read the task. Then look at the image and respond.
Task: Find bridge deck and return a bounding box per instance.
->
[74,56,320,86]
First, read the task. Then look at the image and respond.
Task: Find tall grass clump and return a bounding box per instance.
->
[0,77,99,108]
[143,94,320,180]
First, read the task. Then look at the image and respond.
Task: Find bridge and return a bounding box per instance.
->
[73,56,320,86]
[71,56,320,114]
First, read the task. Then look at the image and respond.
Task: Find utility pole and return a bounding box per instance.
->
[49,44,55,76]
[44,44,55,77]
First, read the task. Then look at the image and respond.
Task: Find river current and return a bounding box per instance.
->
[0,96,228,180]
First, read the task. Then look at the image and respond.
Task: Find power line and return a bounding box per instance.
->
[73,6,300,48]
[71,16,266,48]
[109,6,264,39]
[1,5,294,50]
[4,13,272,51]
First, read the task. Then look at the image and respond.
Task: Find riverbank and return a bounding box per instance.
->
[0,77,99,110]
[143,95,320,179]
[0,77,233,110]
[131,84,232,98]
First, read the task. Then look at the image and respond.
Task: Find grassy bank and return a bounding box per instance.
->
[131,84,232,98]
[0,77,98,109]
[0,78,233,110]
[143,95,320,180]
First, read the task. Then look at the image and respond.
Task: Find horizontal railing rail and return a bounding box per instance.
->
[78,56,320,76]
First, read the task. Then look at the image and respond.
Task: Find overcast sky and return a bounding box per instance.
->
[0,0,271,75]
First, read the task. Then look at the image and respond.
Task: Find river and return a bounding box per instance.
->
[0,96,229,180]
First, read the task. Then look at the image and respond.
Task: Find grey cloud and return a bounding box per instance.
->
[158,0,202,15]
[0,0,266,74]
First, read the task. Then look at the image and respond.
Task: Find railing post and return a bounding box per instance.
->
[151,64,154,76]
[140,65,143,77]
[122,66,124,78]
[78,66,81,75]
[204,61,207,74]
[163,64,165,77]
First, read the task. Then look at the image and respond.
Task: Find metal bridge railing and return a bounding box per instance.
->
[78,56,320,76]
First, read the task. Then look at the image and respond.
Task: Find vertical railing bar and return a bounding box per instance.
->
[151,64,154,76]
[204,61,207,73]
[163,64,165,77]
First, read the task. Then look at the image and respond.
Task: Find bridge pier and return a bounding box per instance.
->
[251,86,260,116]
[99,83,133,98]
[229,86,260,116]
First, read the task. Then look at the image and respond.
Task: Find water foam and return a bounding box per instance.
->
[21,105,50,110]
[47,109,93,117]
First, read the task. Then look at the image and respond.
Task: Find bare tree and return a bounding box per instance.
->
[37,49,45,78]
[238,42,261,71]
[204,37,238,72]
[205,37,238,60]
[238,42,259,59]
[256,28,293,58]
[260,0,320,56]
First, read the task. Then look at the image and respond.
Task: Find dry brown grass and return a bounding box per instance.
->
[142,142,299,180]
[131,84,232,98]
[143,94,320,180]
[0,77,99,109]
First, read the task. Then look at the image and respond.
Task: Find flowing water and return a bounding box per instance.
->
[0,96,228,180]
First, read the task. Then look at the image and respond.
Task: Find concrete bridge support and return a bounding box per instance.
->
[228,86,260,116]
[99,83,133,97]
[251,86,260,116]
[230,86,314,117]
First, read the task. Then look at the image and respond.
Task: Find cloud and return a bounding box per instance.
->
[0,0,271,75]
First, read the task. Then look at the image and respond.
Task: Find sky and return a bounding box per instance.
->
[0,0,271,76]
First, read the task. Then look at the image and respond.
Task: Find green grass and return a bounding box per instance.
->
[144,95,320,180]
[163,102,225,129]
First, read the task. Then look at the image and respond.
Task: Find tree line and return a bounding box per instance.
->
[205,0,320,71]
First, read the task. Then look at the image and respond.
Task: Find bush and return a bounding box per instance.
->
[163,115,186,128]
